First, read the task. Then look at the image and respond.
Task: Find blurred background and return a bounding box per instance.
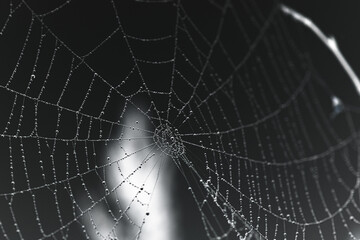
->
[0,0,360,239]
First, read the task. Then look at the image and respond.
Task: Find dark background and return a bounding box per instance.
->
[0,0,360,239]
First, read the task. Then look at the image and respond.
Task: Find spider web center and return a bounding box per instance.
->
[153,122,185,158]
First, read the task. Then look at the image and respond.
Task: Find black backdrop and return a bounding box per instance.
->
[0,0,360,239]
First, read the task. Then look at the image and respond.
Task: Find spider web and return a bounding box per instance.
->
[1,0,360,239]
